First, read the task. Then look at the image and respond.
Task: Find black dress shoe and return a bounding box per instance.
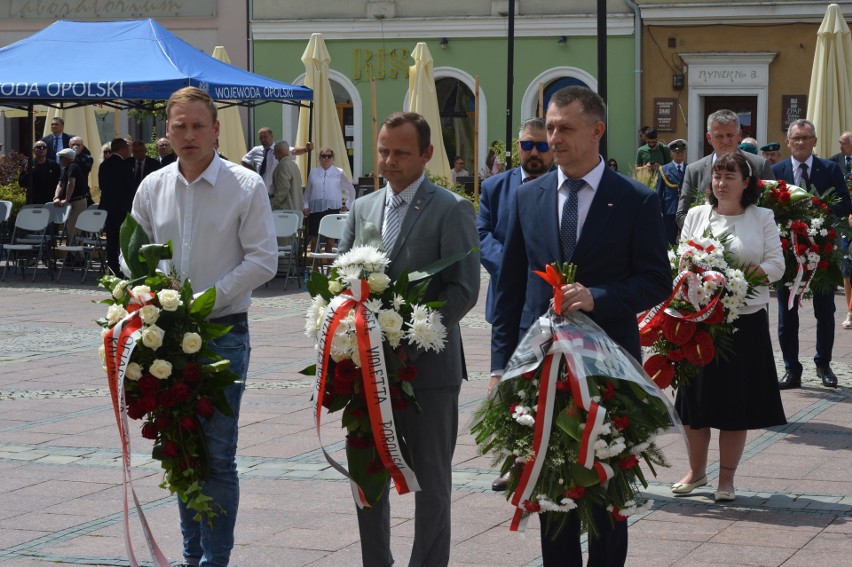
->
[778,369,802,390]
[817,366,838,388]
[492,471,510,491]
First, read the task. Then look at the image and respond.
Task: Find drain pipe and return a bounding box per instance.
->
[623,0,642,145]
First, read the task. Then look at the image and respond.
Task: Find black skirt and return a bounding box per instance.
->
[675,309,787,430]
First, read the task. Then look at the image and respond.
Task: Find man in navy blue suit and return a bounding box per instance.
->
[478,116,554,491]
[491,86,671,566]
[773,119,852,389]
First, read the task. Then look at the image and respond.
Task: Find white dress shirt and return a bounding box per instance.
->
[556,157,605,240]
[241,144,277,193]
[129,152,278,318]
[303,165,357,213]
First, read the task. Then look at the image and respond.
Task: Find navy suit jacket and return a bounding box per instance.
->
[478,167,523,323]
[772,157,852,219]
[41,133,72,163]
[491,166,672,370]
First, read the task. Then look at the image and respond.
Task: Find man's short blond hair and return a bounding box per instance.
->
[166,86,218,122]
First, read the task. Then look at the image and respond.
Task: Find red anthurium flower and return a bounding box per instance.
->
[521,370,536,381]
[643,354,675,389]
[682,331,715,366]
[639,325,662,347]
[703,304,725,324]
[661,316,696,346]
[667,349,685,362]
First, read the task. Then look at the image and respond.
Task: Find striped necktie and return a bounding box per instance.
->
[560,178,584,261]
[382,193,405,252]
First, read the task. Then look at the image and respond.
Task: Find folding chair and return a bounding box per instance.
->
[308,213,348,274]
[0,200,12,256]
[2,207,52,282]
[271,211,303,290]
[56,209,108,283]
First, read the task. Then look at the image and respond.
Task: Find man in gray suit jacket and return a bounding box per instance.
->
[675,109,775,228]
[829,131,852,176]
[338,112,480,567]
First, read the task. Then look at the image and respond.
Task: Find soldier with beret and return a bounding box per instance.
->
[760,142,782,165]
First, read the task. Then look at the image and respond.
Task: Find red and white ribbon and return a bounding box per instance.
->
[314,280,420,509]
[787,229,818,310]
[638,268,727,331]
[104,312,170,567]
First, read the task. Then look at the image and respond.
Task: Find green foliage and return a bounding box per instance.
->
[0,181,26,227]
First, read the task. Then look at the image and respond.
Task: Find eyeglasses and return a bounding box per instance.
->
[519,140,550,152]
[320,153,333,158]
[789,136,815,143]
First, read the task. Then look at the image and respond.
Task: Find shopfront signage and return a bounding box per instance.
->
[781,95,807,132]
[352,48,410,81]
[689,66,767,87]
[654,98,677,132]
[1,0,216,19]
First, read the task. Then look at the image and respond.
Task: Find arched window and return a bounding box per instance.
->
[521,67,598,121]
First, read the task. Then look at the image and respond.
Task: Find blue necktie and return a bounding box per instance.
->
[560,178,584,261]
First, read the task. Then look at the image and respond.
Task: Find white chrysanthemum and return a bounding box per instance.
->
[333,245,390,274]
[410,304,430,322]
[537,495,578,513]
[812,217,824,229]
[364,298,383,313]
[385,330,403,348]
[515,414,535,427]
[305,295,328,337]
[377,309,404,333]
[392,293,406,310]
[406,310,447,352]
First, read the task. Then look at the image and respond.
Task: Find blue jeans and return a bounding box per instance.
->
[180,322,250,567]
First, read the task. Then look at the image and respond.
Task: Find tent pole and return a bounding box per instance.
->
[306,101,313,178]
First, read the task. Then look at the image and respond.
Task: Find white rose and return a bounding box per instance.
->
[377,309,404,333]
[131,285,151,296]
[125,362,143,380]
[139,305,160,325]
[328,279,343,294]
[367,272,391,294]
[141,325,165,350]
[112,280,128,300]
[107,304,128,325]
[149,359,172,379]
[181,332,203,354]
[158,289,181,311]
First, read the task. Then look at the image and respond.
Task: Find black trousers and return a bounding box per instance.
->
[104,214,123,276]
[538,506,628,567]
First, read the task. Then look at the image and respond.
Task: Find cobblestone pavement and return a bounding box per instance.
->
[2,272,852,566]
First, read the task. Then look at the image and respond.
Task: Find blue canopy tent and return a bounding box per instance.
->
[0,19,312,108]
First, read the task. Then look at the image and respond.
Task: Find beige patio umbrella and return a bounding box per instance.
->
[296,33,351,186]
[43,105,103,196]
[212,46,248,163]
[807,3,852,158]
[406,42,452,182]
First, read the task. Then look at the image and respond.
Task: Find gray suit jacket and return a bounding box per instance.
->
[675,150,775,228]
[338,178,480,389]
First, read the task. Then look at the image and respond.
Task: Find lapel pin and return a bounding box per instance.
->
[607,203,614,207]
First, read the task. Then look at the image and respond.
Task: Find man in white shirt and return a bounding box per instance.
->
[129,86,277,567]
[242,126,312,194]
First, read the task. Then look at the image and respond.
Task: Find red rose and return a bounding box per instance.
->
[795,244,808,256]
[333,376,354,395]
[777,180,788,190]
[196,397,215,418]
[141,422,158,440]
[779,192,791,204]
[612,416,630,430]
[162,441,179,458]
[392,398,410,411]
[137,375,160,396]
[818,259,829,270]
[565,486,585,500]
[159,389,177,409]
[183,362,201,383]
[602,381,616,400]
[348,406,367,418]
[126,402,146,420]
[821,203,829,212]
[828,228,837,239]
[556,378,570,392]
[682,331,715,366]
[780,238,790,250]
[810,243,821,253]
[155,415,172,432]
[335,359,359,384]
[367,458,385,474]
[812,196,822,206]
[398,365,417,383]
[523,500,541,513]
[611,507,628,521]
[509,402,519,415]
[346,434,372,449]
[620,455,639,470]
[643,354,675,389]
[639,325,662,347]
[824,243,834,253]
[791,221,808,235]
[661,315,696,346]
[179,416,199,431]
[172,382,193,403]
[521,370,536,381]
[137,395,157,414]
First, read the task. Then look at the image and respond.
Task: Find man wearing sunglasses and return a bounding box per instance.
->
[478,117,556,489]
[19,141,61,205]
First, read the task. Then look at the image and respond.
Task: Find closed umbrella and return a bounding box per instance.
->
[296,33,351,186]
[211,46,248,162]
[406,43,452,182]
[44,105,102,197]
[807,3,852,158]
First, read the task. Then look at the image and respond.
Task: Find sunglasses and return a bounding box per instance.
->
[320,154,333,158]
[519,140,549,152]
